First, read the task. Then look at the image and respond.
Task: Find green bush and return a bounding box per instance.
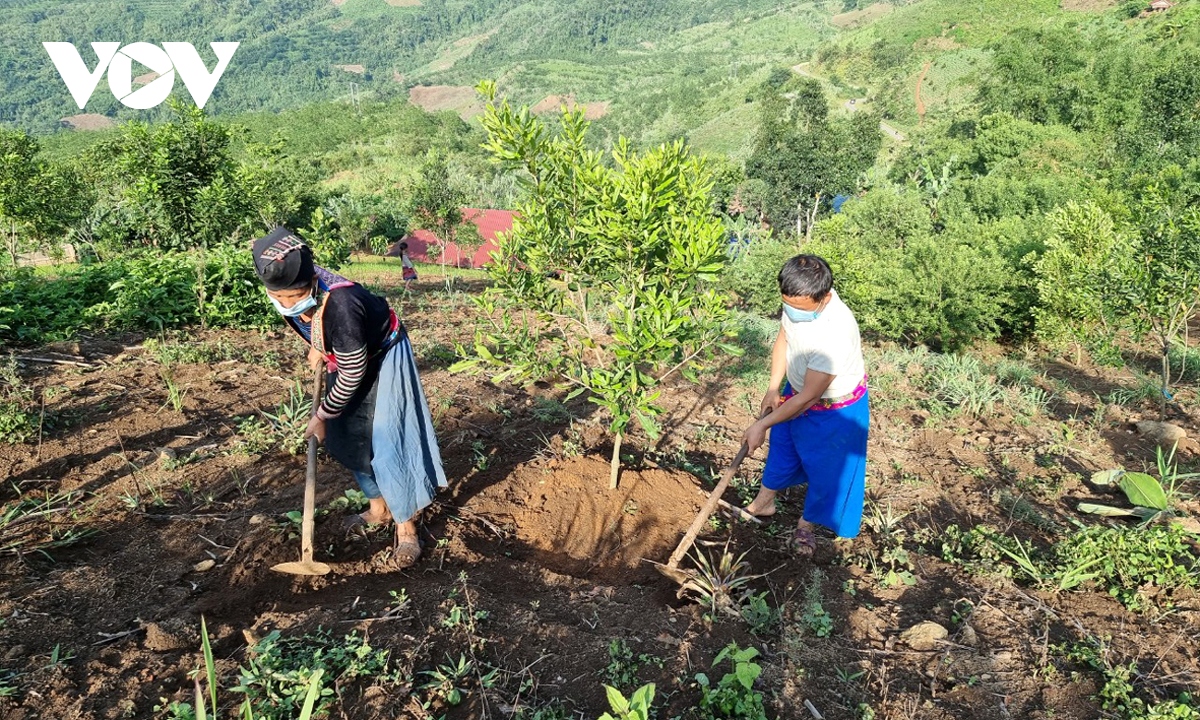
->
[719,234,797,316]
[0,246,275,344]
[806,231,1012,350]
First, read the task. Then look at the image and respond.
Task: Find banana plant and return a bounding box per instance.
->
[1078,445,1198,522]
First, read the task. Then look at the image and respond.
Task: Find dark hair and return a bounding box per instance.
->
[399,241,409,251]
[778,254,833,301]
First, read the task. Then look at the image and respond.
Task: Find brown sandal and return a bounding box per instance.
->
[392,534,422,568]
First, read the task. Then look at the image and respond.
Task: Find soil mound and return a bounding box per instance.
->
[468,455,703,581]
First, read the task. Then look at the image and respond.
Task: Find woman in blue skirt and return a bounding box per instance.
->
[252,227,447,567]
[742,254,869,555]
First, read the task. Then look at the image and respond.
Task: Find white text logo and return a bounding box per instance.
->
[43,42,239,110]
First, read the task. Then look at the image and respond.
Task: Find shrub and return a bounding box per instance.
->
[719,234,797,316]
[0,246,275,344]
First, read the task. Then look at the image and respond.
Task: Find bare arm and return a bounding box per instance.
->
[760,327,789,415]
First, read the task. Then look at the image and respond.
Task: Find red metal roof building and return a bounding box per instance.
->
[394,208,515,269]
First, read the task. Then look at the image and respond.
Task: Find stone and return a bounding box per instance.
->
[249,514,268,525]
[900,621,948,651]
[1135,421,1187,448]
[192,559,216,573]
[959,624,978,647]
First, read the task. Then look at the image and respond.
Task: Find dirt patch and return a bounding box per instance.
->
[330,0,348,6]
[1061,0,1118,10]
[59,114,115,131]
[2,272,1199,719]
[467,455,703,581]
[915,60,932,122]
[132,71,159,86]
[531,94,611,120]
[916,36,964,51]
[408,84,483,118]
[385,0,421,5]
[831,2,894,28]
[334,63,366,74]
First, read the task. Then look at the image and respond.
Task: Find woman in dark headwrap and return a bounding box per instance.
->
[252,226,447,567]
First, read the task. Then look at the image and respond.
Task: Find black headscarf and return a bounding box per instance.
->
[252,226,315,291]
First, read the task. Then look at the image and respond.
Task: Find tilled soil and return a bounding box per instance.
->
[1,281,1198,720]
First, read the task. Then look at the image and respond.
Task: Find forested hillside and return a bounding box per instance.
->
[2,0,827,141]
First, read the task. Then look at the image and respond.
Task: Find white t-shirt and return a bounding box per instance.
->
[781,289,865,398]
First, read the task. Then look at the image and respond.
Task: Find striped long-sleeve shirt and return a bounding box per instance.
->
[288,281,393,420]
[317,345,368,420]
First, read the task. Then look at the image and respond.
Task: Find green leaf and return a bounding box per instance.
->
[1077,502,1139,517]
[735,660,761,690]
[605,685,630,715]
[1119,472,1169,511]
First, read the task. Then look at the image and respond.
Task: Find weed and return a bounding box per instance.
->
[1061,637,1200,719]
[420,342,459,367]
[0,489,95,559]
[0,356,36,443]
[1055,524,1199,611]
[232,627,393,720]
[471,440,490,471]
[856,501,917,587]
[260,380,313,455]
[325,489,368,515]
[0,668,17,698]
[43,643,76,670]
[679,544,760,620]
[161,369,189,413]
[156,617,325,720]
[1105,372,1161,408]
[440,572,490,651]
[235,416,276,455]
[740,592,780,637]
[923,354,1005,418]
[694,643,766,720]
[996,490,1063,533]
[531,396,572,424]
[604,639,663,691]
[800,569,834,638]
[599,683,656,720]
[418,654,474,708]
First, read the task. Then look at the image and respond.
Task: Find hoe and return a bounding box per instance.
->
[271,367,332,577]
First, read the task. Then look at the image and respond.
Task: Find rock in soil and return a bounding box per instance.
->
[900,621,948,651]
[1135,420,1187,448]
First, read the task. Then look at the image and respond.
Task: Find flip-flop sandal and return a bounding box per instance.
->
[392,534,422,568]
[788,526,817,557]
[343,514,389,538]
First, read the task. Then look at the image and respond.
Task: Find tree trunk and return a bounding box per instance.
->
[1161,344,1170,421]
[609,432,622,490]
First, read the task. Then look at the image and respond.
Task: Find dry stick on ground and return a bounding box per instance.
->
[18,355,98,368]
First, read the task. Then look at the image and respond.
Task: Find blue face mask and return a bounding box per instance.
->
[270,292,318,318]
[783,304,821,323]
